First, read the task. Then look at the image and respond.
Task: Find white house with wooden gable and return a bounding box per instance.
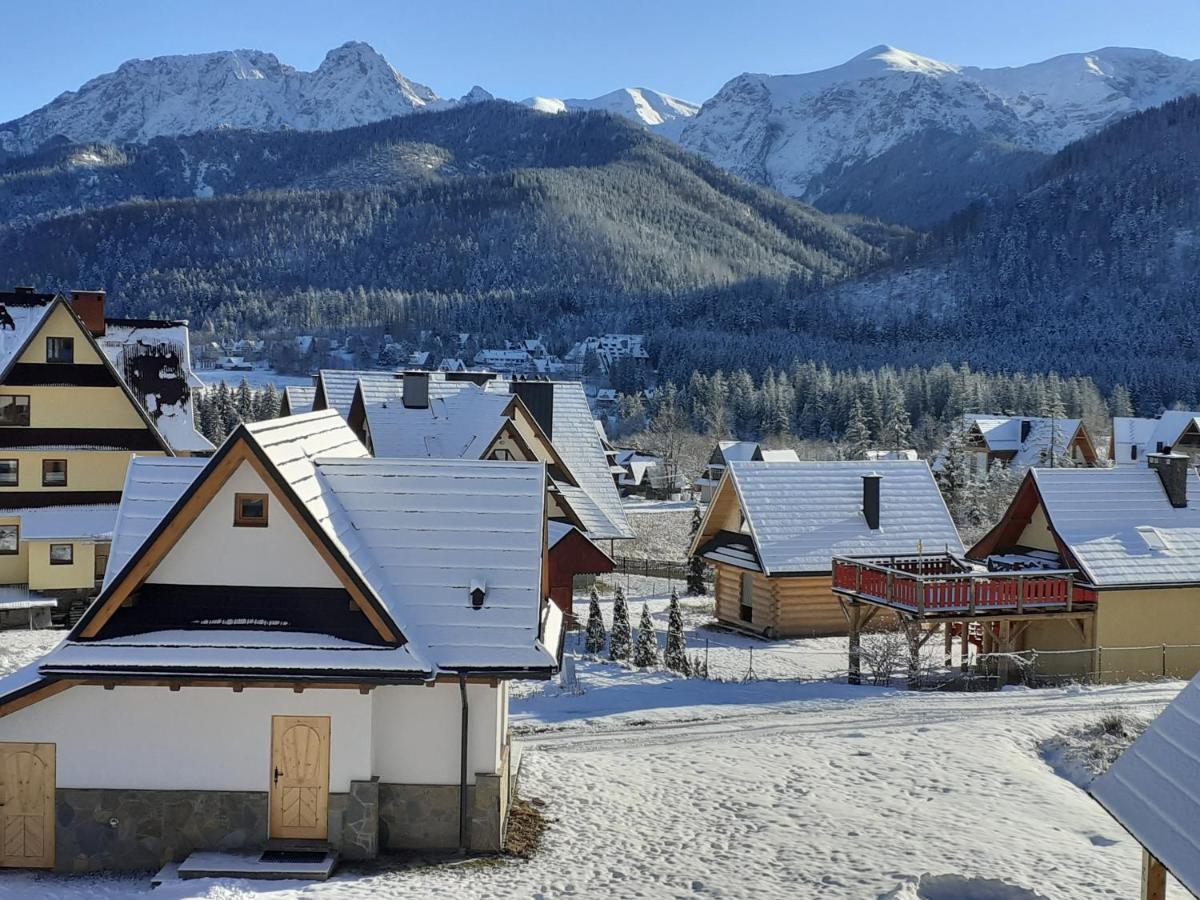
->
[0,410,561,873]
[691,461,963,637]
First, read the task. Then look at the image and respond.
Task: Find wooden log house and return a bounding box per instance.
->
[690,460,964,638]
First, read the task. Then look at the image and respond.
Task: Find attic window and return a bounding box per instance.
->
[46,336,74,364]
[234,493,269,527]
[1136,525,1170,552]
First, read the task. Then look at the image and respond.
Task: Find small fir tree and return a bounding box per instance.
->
[664,590,689,675]
[609,586,631,661]
[584,589,606,655]
[842,398,872,460]
[632,603,659,668]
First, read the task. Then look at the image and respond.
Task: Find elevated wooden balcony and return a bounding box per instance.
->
[831,554,1097,619]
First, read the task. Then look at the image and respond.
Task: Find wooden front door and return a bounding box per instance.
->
[269,716,329,840]
[0,743,55,869]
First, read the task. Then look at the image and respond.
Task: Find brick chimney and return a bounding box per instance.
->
[70,290,106,337]
[1148,450,1190,508]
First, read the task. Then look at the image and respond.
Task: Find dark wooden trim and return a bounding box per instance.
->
[5,362,117,387]
[0,427,164,449]
[0,491,122,509]
[0,679,81,719]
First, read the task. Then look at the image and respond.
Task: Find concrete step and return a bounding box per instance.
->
[171,848,339,881]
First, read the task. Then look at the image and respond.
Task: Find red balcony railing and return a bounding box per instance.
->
[831,555,1097,616]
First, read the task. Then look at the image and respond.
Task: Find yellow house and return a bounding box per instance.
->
[0,289,176,608]
[691,460,963,638]
[970,452,1200,681]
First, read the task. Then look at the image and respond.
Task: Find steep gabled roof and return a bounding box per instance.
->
[545,382,633,540]
[280,385,316,416]
[991,467,1200,587]
[315,370,403,418]
[366,391,512,459]
[1091,674,1200,897]
[0,294,174,455]
[72,410,556,675]
[695,460,963,575]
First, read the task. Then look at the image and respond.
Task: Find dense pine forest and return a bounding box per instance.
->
[3,98,1200,412]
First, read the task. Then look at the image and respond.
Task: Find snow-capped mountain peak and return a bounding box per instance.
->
[679,44,1200,204]
[521,87,698,138]
[0,42,443,154]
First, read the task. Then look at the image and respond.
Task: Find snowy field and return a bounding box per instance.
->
[195,368,313,391]
[0,588,1184,899]
[621,504,697,561]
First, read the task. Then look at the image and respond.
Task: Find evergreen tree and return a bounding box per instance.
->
[842,398,872,460]
[258,383,280,420]
[235,378,255,420]
[609,586,631,661]
[1110,385,1135,419]
[687,506,707,596]
[664,590,689,674]
[632,603,659,668]
[937,421,973,521]
[584,589,606,655]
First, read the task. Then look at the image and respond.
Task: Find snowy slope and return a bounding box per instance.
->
[522,87,699,138]
[0,42,448,154]
[680,44,1200,203]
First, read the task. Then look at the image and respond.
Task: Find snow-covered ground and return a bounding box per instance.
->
[0,588,1183,899]
[195,368,313,391]
[0,628,64,675]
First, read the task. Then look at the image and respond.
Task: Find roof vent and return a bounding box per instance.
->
[469,579,487,609]
[1148,450,1189,509]
[862,473,881,530]
[1020,419,1032,443]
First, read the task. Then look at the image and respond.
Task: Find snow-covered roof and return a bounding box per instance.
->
[0,297,56,376]
[251,412,553,671]
[759,448,800,462]
[310,456,552,670]
[718,441,761,463]
[1090,673,1200,896]
[316,370,403,417]
[282,385,316,415]
[14,504,119,542]
[100,319,214,453]
[91,411,558,676]
[103,456,208,588]
[1112,412,1200,465]
[726,460,964,575]
[39,630,426,677]
[548,382,634,540]
[366,390,511,459]
[1032,466,1200,587]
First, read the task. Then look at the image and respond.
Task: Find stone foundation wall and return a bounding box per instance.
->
[56,788,268,872]
[379,746,514,853]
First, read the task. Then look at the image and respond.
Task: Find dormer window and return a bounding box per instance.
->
[234,492,269,527]
[46,337,74,364]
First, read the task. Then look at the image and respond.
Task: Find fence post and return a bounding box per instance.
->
[1163,644,1168,679]
[1097,645,1103,684]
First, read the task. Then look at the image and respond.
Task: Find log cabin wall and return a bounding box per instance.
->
[713,564,847,638]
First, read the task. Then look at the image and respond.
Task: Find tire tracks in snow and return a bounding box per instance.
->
[517,684,1180,754]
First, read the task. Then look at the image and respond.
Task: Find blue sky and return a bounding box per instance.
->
[2,0,1199,121]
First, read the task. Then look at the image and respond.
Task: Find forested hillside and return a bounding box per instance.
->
[0,103,894,336]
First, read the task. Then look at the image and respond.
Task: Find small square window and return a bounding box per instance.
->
[0,524,17,555]
[42,459,67,487]
[0,396,30,427]
[234,492,269,527]
[46,337,74,364]
[49,543,73,565]
[0,460,16,487]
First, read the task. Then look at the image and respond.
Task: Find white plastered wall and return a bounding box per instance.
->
[1,681,507,790]
[371,682,503,785]
[147,461,342,588]
[0,685,373,791]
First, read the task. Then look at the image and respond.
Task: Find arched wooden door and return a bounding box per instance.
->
[0,743,55,869]
[269,717,329,840]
